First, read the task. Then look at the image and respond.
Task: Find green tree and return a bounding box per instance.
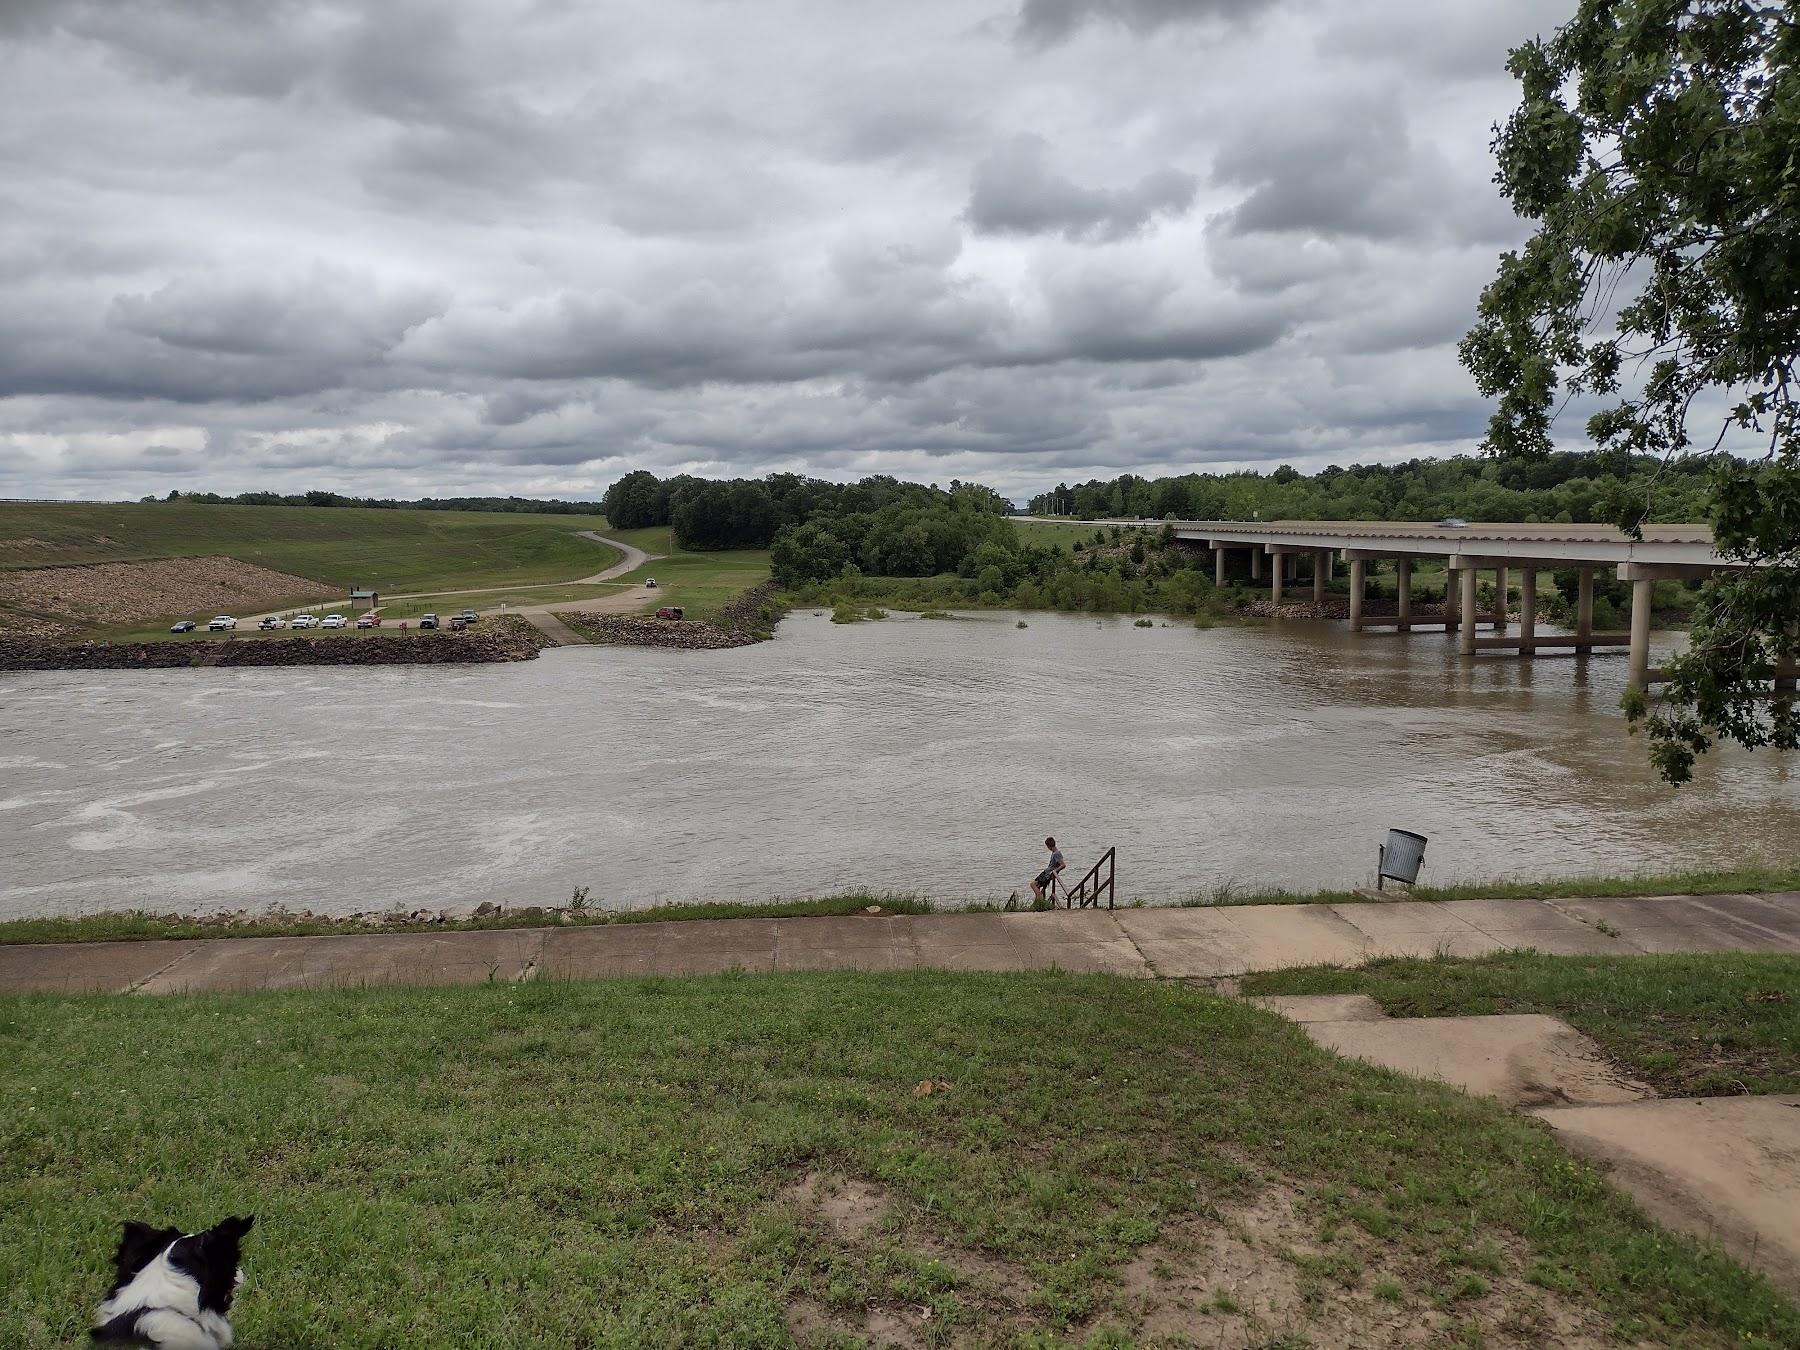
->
[601,470,662,529]
[1459,0,1799,783]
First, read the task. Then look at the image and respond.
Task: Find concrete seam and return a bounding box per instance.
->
[512,931,546,983]
[125,948,202,996]
[1108,912,1161,980]
[1533,898,1650,953]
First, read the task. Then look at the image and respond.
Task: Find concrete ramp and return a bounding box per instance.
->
[1293,1013,1652,1109]
[1534,1096,1800,1295]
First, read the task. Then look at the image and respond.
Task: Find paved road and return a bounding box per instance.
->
[4,891,1795,995]
[570,529,660,583]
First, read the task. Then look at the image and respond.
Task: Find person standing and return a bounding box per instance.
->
[1030,836,1066,905]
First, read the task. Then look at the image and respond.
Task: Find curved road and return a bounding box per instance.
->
[570,530,655,583]
[239,530,665,626]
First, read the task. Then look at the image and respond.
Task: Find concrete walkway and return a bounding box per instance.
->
[1249,988,1800,1294]
[518,608,591,646]
[3,891,1796,996]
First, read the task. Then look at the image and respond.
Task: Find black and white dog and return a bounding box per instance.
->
[91,1215,254,1348]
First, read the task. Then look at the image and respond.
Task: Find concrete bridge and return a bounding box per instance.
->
[1027,518,1767,693]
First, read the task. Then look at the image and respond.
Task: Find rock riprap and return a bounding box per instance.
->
[0,615,553,671]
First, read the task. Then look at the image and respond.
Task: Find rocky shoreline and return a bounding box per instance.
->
[0,614,554,671]
[559,581,786,650]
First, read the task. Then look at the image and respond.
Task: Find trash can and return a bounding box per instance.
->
[1378,829,1428,887]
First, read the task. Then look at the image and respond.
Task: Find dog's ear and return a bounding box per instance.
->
[112,1221,179,1280]
[197,1215,254,1260]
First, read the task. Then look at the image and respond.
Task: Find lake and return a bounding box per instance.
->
[1,610,1793,919]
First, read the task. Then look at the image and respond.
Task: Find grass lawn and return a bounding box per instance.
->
[0,501,613,595]
[1008,520,1150,553]
[3,972,1795,1348]
[1242,951,1800,1098]
[563,525,771,625]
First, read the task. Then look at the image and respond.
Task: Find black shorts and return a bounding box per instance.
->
[1035,868,1056,887]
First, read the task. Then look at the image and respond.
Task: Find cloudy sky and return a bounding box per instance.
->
[0,0,1579,503]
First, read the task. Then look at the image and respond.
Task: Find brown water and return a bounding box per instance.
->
[1,611,1793,919]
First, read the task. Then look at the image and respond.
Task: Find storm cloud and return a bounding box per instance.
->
[0,0,1597,502]
[966,135,1198,242]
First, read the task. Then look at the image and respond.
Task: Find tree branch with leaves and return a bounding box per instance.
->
[1461,0,1799,783]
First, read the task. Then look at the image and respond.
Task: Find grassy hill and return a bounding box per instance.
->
[579,525,772,624]
[0,501,614,594]
[3,971,1792,1346]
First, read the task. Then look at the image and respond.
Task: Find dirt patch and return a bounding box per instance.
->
[786,1170,894,1241]
[0,555,336,627]
[782,1170,1036,1346]
[784,1296,929,1350]
[1102,1184,1626,1349]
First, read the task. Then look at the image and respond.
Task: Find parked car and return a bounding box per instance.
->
[655,605,684,620]
[170,620,196,633]
[457,609,479,624]
[355,614,380,628]
[449,616,467,630]
[644,578,658,588]
[290,613,318,629]
[320,614,347,629]
[419,613,439,629]
[257,616,285,631]
[207,615,237,631]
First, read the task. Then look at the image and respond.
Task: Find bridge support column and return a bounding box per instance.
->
[1519,569,1537,654]
[1396,560,1412,630]
[1459,566,1478,656]
[1577,567,1594,640]
[1215,547,1226,587]
[1313,551,1328,606]
[1270,551,1284,604]
[1628,576,1654,692]
[1443,564,1459,629]
[1348,558,1366,630]
[1493,566,1508,631]
[1249,549,1261,581]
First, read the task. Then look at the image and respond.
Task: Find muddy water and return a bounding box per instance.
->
[1,611,1794,919]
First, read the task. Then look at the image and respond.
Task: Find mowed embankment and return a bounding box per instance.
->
[0,556,337,637]
[0,500,615,637]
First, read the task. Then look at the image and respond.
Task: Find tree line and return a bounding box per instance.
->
[148,489,602,515]
[1027,452,1715,524]
[601,470,1011,551]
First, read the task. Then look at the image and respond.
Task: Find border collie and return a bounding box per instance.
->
[92,1215,254,1349]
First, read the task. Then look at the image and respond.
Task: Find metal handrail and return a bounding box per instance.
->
[1061,847,1115,910]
